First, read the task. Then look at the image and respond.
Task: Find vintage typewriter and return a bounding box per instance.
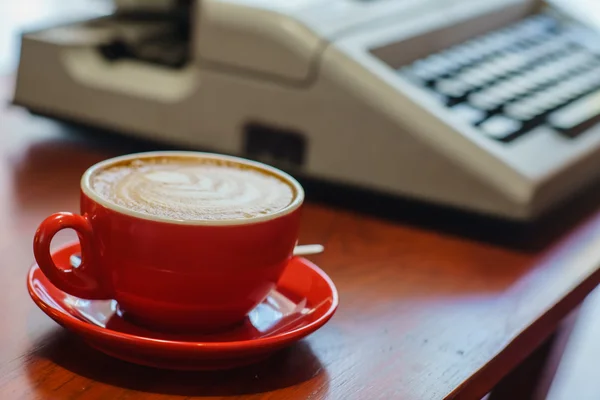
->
[13,0,600,220]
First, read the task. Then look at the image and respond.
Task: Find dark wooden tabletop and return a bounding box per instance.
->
[2,72,600,400]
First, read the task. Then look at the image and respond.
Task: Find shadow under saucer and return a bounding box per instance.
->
[25,328,330,398]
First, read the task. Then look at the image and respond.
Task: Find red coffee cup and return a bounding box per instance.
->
[33,151,304,332]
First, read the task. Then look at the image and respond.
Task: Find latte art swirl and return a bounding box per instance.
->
[90,158,295,221]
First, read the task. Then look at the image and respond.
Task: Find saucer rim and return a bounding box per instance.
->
[27,241,339,352]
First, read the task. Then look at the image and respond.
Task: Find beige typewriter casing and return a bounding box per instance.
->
[12,0,600,220]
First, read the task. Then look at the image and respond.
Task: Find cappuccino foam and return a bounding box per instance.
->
[90,156,296,221]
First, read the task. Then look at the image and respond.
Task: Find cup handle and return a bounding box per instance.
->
[33,212,111,299]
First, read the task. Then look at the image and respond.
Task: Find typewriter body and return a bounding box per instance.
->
[13,0,600,220]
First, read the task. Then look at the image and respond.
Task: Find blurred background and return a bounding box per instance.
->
[6,0,600,233]
[0,0,112,74]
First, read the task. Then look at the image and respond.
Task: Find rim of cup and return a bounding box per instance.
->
[81,151,305,226]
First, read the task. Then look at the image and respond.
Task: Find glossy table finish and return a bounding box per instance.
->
[3,74,600,399]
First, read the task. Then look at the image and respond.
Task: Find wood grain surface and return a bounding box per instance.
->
[2,70,600,400]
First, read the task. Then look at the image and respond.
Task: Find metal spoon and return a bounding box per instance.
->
[293,244,325,256]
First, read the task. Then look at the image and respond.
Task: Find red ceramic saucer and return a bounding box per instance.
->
[27,242,338,370]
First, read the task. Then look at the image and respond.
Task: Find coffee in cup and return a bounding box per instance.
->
[33,151,304,332]
[89,156,295,222]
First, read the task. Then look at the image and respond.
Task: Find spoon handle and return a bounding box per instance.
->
[293,244,324,257]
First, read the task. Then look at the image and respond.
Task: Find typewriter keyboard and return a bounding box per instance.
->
[400,14,600,142]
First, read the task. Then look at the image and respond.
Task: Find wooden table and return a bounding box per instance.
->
[2,75,600,400]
